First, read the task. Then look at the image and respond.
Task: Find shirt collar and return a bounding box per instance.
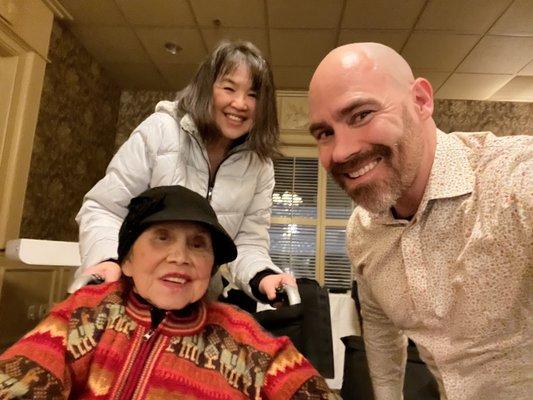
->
[423,129,475,202]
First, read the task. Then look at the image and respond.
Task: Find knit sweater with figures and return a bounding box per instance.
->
[0,281,337,399]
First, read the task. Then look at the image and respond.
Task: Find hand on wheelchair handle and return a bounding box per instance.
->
[69,273,105,293]
[283,283,302,305]
[274,283,301,306]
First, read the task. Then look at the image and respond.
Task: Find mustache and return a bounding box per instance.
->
[330,145,391,176]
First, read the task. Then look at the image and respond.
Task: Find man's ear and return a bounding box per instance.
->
[411,77,434,120]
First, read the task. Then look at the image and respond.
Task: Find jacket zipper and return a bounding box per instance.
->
[203,150,236,203]
[117,327,158,400]
[187,131,241,202]
[206,157,229,202]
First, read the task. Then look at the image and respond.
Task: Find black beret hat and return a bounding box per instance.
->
[117,185,237,268]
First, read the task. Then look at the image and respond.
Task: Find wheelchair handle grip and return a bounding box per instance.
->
[283,283,301,305]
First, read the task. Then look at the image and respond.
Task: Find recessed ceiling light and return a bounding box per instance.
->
[164,42,182,55]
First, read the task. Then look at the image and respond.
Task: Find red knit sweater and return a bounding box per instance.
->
[0,281,336,399]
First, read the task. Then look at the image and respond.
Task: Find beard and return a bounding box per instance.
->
[330,109,422,214]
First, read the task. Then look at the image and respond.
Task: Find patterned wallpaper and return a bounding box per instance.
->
[434,100,533,136]
[115,91,176,148]
[20,22,121,241]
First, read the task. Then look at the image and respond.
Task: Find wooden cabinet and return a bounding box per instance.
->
[0,254,74,352]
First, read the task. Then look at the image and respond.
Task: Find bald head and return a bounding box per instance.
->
[310,42,414,96]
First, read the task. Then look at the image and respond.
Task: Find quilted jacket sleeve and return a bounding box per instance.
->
[227,158,283,300]
[74,113,176,283]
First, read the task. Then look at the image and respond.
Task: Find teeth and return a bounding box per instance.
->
[348,160,379,179]
[164,276,186,284]
[226,114,244,122]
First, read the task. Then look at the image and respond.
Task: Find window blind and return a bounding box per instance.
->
[271,157,318,219]
[269,223,317,280]
[324,227,352,289]
[270,154,353,289]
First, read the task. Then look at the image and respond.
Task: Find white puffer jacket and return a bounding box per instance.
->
[74,101,281,299]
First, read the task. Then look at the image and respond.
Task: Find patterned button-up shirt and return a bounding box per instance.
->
[347,130,532,400]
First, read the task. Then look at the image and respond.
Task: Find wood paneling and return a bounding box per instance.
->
[0,255,74,352]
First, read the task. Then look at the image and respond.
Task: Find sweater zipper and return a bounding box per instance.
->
[117,327,159,400]
[143,328,155,340]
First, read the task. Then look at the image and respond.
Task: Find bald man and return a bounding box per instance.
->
[309,43,532,400]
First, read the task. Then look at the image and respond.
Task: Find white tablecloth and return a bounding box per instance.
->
[326,292,361,389]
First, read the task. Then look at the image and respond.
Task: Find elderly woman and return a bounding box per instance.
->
[0,186,337,400]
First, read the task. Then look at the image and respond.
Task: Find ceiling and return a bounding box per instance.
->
[58,0,533,102]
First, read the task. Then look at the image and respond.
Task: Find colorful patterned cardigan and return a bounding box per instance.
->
[0,281,338,399]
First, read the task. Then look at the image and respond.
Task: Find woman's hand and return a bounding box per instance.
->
[258,273,297,301]
[83,261,122,283]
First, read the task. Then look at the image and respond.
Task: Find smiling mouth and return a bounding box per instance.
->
[161,274,189,285]
[346,158,382,179]
[225,113,246,123]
